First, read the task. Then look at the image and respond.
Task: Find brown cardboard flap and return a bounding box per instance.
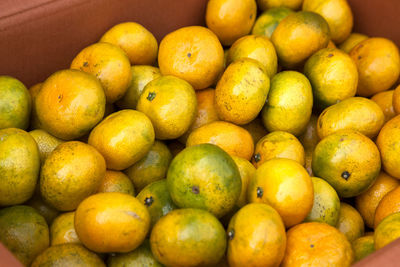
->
[0,243,23,267]
[349,0,400,47]
[1,0,400,266]
[354,237,400,267]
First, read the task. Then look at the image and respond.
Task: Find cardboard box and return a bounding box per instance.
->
[0,0,207,87]
[1,0,399,266]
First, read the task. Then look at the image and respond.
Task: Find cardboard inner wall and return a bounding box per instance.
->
[1,0,400,266]
[1,0,400,87]
[0,0,207,86]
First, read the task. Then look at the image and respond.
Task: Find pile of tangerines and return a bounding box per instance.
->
[1,0,400,266]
